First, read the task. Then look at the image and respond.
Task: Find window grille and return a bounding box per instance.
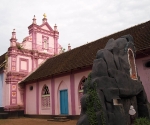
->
[41,85,50,108]
[78,78,87,105]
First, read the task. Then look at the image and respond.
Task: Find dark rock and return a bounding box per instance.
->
[96,49,116,70]
[76,114,90,125]
[138,103,150,118]
[105,102,113,113]
[96,110,109,125]
[108,69,143,97]
[118,56,130,74]
[137,90,148,104]
[107,112,115,125]
[103,88,119,102]
[121,34,134,42]
[92,76,117,89]
[91,58,108,78]
[113,105,126,125]
[80,94,89,113]
[104,38,115,51]
[77,35,150,125]
[96,89,107,111]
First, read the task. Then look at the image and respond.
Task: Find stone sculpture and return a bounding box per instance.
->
[77,35,150,125]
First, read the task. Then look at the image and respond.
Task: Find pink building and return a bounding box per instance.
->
[18,20,150,118]
[0,18,150,118]
[0,14,62,116]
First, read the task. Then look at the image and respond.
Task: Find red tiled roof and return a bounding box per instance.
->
[20,20,150,84]
[0,53,6,70]
[0,53,6,64]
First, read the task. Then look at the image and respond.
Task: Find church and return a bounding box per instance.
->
[0,15,150,118]
[0,14,62,116]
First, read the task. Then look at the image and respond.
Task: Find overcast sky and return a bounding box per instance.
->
[0,0,150,55]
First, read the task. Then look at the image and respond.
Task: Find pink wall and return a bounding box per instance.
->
[23,40,32,50]
[38,80,52,115]
[26,83,37,114]
[41,25,50,31]
[54,75,71,115]
[74,70,91,115]
[19,58,29,72]
[48,37,54,49]
[8,57,12,72]
[16,56,32,73]
[2,72,6,107]
[17,84,24,106]
[36,33,54,54]
[24,57,150,116]
[24,69,91,115]
[51,78,55,115]
[3,71,9,106]
[24,74,75,115]
[36,33,43,45]
[4,17,61,111]
[38,59,44,65]
[136,56,150,102]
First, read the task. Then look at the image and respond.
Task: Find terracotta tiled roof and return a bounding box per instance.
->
[0,53,6,70]
[20,20,150,84]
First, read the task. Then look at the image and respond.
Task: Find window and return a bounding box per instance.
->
[42,36,49,50]
[19,58,29,72]
[29,86,33,91]
[78,77,87,105]
[41,85,50,108]
[145,61,150,68]
[44,39,48,49]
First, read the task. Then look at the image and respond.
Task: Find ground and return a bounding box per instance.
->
[0,118,77,125]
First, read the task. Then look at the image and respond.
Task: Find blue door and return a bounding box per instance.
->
[60,90,68,114]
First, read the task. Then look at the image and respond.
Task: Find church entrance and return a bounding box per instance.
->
[60,90,68,115]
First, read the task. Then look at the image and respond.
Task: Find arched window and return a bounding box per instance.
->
[42,36,49,50]
[78,77,87,105]
[41,85,50,108]
[128,49,137,80]
[44,39,48,49]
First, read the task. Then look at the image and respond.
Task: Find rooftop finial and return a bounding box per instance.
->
[43,13,47,18]
[42,13,47,24]
[32,15,36,24]
[12,29,16,39]
[54,24,58,31]
[68,43,71,51]
[10,28,17,47]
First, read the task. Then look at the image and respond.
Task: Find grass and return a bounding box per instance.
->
[134,117,150,125]
[0,118,77,125]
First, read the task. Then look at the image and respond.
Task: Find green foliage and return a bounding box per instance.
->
[86,73,106,125]
[60,47,65,53]
[16,43,23,50]
[134,117,150,125]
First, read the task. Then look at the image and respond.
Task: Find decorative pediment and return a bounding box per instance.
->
[40,22,53,31]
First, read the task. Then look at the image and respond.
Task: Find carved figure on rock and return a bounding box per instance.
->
[77,35,150,125]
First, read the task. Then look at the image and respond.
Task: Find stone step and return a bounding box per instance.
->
[54,116,67,119]
[0,107,4,112]
[47,116,70,122]
[0,113,8,119]
[47,118,70,122]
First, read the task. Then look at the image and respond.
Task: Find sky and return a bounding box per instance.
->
[0,0,150,55]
